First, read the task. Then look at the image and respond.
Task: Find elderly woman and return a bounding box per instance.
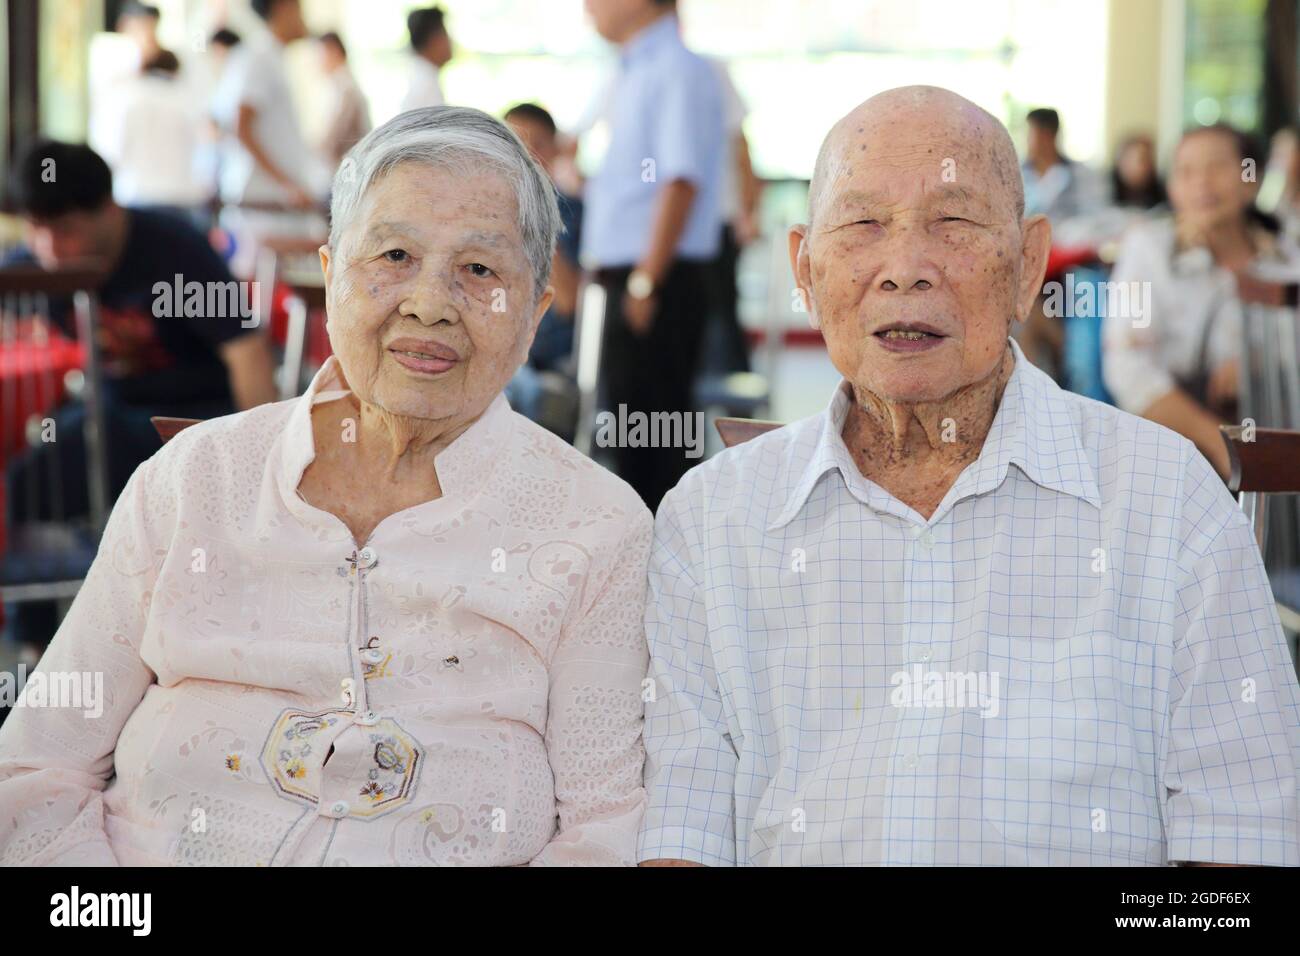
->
[1103,123,1288,478]
[0,107,652,866]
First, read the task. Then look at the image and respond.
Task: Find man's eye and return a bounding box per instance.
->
[855,219,880,226]
[467,263,495,278]
[383,249,409,263]
[941,217,971,224]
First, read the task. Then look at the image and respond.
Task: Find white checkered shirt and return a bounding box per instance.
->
[639,339,1300,866]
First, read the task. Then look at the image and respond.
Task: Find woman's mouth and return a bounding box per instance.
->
[387,340,461,374]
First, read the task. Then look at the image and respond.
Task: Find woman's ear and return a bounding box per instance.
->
[319,245,334,331]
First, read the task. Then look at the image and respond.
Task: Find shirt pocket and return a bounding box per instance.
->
[980,628,1164,864]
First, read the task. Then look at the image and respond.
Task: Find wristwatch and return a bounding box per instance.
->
[626,268,656,300]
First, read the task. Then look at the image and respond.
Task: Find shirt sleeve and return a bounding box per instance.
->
[529,506,653,866]
[1163,446,1300,865]
[1102,226,1178,414]
[637,486,738,866]
[0,459,165,866]
[651,57,722,188]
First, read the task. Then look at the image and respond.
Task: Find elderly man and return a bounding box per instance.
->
[638,86,1300,866]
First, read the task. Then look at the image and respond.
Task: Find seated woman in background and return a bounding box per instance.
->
[1110,132,1166,210]
[0,106,652,866]
[1103,123,1286,478]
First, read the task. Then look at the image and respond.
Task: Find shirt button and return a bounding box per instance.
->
[902,753,919,769]
[361,649,384,664]
[916,529,934,550]
[328,800,350,817]
[357,547,377,569]
[355,710,379,726]
[916,647,933,664]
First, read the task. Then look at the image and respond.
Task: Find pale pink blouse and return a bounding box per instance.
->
[0,358,652,866]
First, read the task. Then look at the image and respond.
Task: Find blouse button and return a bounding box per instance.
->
[328,800,350,818]
[357,547,378,569]
[361,648,384,664]
[355,710,380,726]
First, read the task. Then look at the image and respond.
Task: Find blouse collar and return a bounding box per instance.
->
[275,356,514,526]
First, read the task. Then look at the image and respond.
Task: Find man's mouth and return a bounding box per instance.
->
[878,329,938,341]
[873,324,948,351]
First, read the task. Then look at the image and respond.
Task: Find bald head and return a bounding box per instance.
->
[808,85,1024,228]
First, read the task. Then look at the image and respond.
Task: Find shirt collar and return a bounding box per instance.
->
[767,337,1100,530]
[619,12,680,65]
[277,356,515,518]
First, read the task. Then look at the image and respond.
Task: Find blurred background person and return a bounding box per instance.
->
[219,0,323,277]
[505,102,582,378]
[704,56,762,376]
[315,31,372,172]
[1022,107,1100,224]
[1261,125,1300,246]
[400,5,454,113]
[580,0,725,509]
[1110,132,1167,210]
[98,49,211,232]
[115,1,161,68]
[1103,124,1286,478]
[2,140,276,653]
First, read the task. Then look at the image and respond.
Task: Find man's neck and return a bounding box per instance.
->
[1031,150,1061,176]
[841,345,1015,516]
[618,8,672,47]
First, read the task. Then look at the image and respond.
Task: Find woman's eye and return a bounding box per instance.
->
[383,249,409,263]
[467,263,495,278]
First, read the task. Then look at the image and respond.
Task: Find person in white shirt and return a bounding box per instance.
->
[221,0,317,209]
[99,50,210,227]
[1104,124,1288,479]
[219,0,326,278]
[399,6,453,114]
[638,86,1300,867]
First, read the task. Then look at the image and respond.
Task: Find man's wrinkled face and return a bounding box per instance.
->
[321,162,551,426]
[792,111,1042,405]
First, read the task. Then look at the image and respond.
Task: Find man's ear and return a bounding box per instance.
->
[788,224,818,330]
[1014,214,1051,324]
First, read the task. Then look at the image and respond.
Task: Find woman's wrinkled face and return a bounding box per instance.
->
[791,110,1048,405]
[1170,130,1255,227]
[320,162,551,426]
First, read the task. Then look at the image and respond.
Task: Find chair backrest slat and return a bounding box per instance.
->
[715,417,784,448]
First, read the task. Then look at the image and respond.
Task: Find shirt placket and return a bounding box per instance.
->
[884,519,945,865]
[276,544,382,866]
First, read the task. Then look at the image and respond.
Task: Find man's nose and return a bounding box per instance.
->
[874,227,942,293]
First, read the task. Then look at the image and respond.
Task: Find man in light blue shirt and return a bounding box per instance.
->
[581,0,725,509]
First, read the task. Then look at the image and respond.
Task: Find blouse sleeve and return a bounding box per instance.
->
[0,458,166,866]
[528,507,653,866]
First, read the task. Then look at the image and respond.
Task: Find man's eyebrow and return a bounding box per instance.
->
[825,189,890,216]
[927,183,994,210]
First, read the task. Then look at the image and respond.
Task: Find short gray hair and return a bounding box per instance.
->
[328,105,560,298]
